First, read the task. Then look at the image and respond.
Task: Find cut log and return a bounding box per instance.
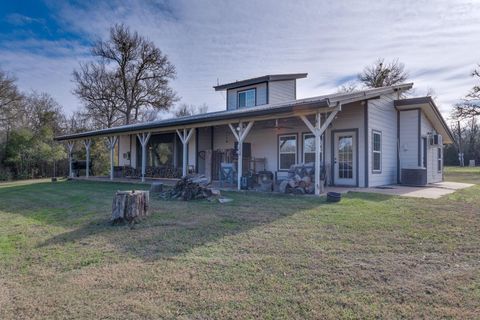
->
[111,190,149,224]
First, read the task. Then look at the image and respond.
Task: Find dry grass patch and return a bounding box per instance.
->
[0,169,479,319]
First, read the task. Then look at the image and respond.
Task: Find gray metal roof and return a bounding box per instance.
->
[213,73,308,91]
[55,83,413,141]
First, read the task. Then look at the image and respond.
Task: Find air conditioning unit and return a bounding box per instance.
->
[430,134,442,146]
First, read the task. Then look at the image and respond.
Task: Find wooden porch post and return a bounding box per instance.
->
[300,104,341,195]
[67,141,74,178]
[106,136,118,181]
[315,113,322,195]
[176,128,194,177]
[136,132,151,182]
[83,139,91,178]
[228,121,254,190]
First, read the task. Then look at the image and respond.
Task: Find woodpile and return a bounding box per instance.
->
[279,163,315,195]
[111,190,149,224]
[160,175,220,201]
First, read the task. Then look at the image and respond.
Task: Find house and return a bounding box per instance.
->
[56,73,454,194]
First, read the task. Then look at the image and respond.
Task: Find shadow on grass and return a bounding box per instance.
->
[1,180,331,261]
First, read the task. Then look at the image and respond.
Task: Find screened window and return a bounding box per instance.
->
[238,89,256,108]
[372,130,381,172]
[437,147,442,172]
[279,134,297,170]
[303,133,322,164]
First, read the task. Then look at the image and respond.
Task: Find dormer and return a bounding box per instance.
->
[214,73,307,110]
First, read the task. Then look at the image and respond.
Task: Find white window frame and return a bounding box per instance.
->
[278,134,297,171]
[372,130,382,173]
[237,89,256,108]
[302,133,322,163]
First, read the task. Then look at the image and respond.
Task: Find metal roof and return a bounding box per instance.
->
[55,83,413,141]
[213,73,308,91]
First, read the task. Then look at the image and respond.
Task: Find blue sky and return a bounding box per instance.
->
[1,0,479,119]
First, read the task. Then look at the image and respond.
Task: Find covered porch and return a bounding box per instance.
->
[61,100,369,196]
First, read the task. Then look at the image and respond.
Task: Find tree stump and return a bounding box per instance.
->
[111,190,149,225]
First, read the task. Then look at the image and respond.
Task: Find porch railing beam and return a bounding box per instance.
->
[176,128,194,177]
[228,121,255,190]
[137,132,151,182]
[106,136,118,181]
[83,139,91,179]
[66,141,74,178]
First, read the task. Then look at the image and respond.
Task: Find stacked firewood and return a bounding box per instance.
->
[279,163,315,195]
[160,175,219,201]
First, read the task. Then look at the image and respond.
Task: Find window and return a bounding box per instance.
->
[279,134,297,170]
[238,89,256,108]
[437,147,442,172]
[372,130,381,172]
[303,133,322,163]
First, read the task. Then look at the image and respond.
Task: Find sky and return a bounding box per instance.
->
[0,0,479,120]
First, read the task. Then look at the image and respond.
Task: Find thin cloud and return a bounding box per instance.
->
[0,0,479,117]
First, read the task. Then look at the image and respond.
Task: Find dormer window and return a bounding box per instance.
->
[238,89,256,108]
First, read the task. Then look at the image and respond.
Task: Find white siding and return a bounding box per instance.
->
[324,102,367,187]
[421,112,443,183]
[118,135,136,167]
[268,80,296,104]
[399,109,420,170]
[211,103,365,186]
[367,94,398,187]
[226,83,267,110]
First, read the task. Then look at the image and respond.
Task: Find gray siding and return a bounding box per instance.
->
[226,83,267,110]
[268,80,296,104]
[399,109,420,170]
[367,93,398,187]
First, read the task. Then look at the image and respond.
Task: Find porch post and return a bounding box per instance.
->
[228,121,254,190]
[67,141,74,178]
[176,128,194,177]
[83,139,91,178]
[300,104,341,195]
[106,136,118,181]
[314,113,322,195]
[136,132,151,182]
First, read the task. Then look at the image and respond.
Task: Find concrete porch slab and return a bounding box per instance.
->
[332,181,474,199]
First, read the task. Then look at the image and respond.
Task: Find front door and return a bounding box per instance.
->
[333,131,357,186]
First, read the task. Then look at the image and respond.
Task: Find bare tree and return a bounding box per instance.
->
[174,103,209,117]
[337,81,358,93]
[452,64,480,119]
[358,58,408,88]
[73,62,123,128]
[0,69,23,123]
[175,103,195,117]
[93,24,177,123]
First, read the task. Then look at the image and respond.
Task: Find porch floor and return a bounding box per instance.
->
[72,176,473,199]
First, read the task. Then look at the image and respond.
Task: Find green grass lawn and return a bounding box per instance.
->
[0,168,479,319]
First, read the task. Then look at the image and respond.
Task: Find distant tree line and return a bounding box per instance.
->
[0,24,215,181]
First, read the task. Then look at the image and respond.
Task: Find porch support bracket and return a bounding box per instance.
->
[83,139,92,179]
[176,128,194,177]
[106,136,118,181]
[137,132,151,182]
[299,104,341,195]
[228,121,254,190]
